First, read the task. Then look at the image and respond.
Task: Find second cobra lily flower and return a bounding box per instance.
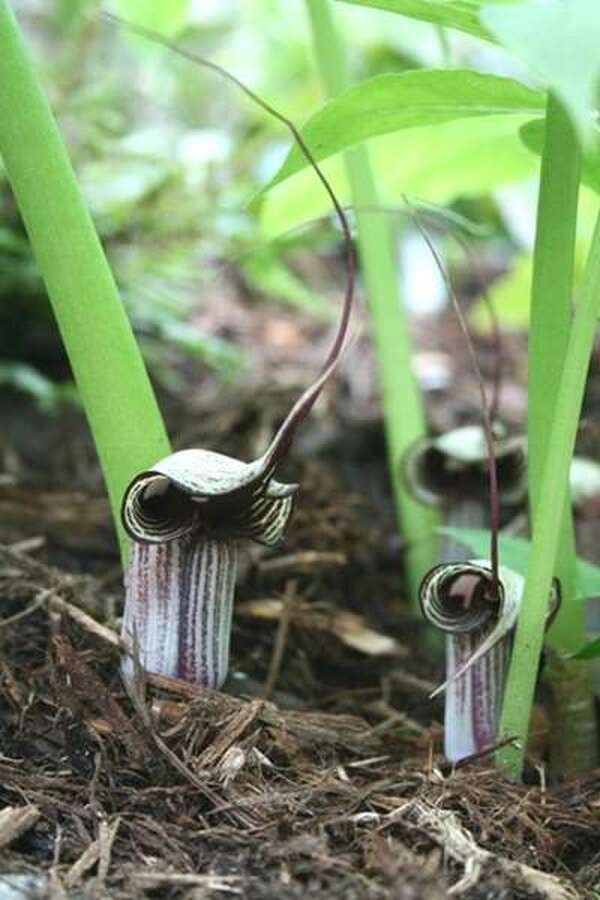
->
[420,559,560,762]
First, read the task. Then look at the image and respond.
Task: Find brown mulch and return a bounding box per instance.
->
[1,470,600,899]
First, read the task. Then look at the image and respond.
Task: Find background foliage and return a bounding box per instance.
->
[5,0,594,405]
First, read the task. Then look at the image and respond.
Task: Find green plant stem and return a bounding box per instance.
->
[498,206,600,779]
[528,96,581,651]
[304,0,438,602]
[521,94,595,775]
[0,0,170,560]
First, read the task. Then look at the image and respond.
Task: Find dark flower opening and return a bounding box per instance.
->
[420,563,503,635]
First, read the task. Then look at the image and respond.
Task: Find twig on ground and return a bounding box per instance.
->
[262,579,297,699]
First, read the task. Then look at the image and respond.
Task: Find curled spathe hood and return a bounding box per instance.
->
[404,424,527,507]
[122,447,297,548]
[421,558,561,697]
[121,334,349,550]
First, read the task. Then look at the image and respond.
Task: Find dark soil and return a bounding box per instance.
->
[1,291,600,899]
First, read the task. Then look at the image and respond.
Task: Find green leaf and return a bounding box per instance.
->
[572,636,600,660]
[440,526,600,601]
[113,0,189,35]
[263,70,544,192]
[80,157,173,233]
[242,246,336,321]
[338,0,519,42]
[0,362,75,410]
[482,0,600,147]
[259,114,538,239]
[470,186,600,333]
[470,254,533,332]
[520,119,600,195]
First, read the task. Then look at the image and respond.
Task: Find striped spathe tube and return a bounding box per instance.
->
[420,559,560,762]
[121,447,296,688]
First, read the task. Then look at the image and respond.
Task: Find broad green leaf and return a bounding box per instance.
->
[0,363,76,410]
[55,0,97,28]
[573,636,600,660]
[482,0,600,147]
[80,158,173,233]
[258,114,538,239]
[338,0,519,42]
[242,247,336,321]
[470,186,600,332]
[440,527,600,600]
[520,119,600,196]
[263,70,544,192]
[113,0,189,35]
[470,254,533,332]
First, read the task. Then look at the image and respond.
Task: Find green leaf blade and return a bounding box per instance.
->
[520,119,600,195]
[263,69,545,192]
[258,113,538,239]
[439,526,600,601]
[338,0,521,41]
[482,0,600,147]
[573,637,600,660]
[113,0,189,35]
[257,116,538,239]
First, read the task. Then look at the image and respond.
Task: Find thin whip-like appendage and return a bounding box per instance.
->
[406,197,500,599]
[101,12,354,384]
[453,232,503,424]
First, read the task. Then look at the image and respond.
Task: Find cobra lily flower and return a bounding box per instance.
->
[120,356,347,687]
[420,559,560,761]
[403,424,526,558]
[403,209,559,764]
[116,38,355,688]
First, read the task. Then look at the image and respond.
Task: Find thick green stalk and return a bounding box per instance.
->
[0,1,170,559]
[524,94,596,774]
[528,96,581,649]
[304,0,438,601]
[498,206,600,779]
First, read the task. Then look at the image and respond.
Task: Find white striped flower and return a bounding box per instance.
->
[106,14,357,692]
[121,313,352,687]
[420,559,560,762]
[403,424,527,510]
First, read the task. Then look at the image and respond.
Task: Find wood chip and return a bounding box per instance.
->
[238,598,403,657]
[408,800,578,899]
[0,805,41,849]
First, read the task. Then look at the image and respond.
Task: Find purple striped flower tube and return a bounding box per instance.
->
[420,560,560,762]
[120,448,296,688]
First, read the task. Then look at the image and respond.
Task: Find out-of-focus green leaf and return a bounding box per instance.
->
[155,318,244,375]
[242,246,336,321]
[258,114,538,239]
[572,636,600,660]
[482,0,600,147]
[470,187,600,333]
[471,253,533,332]
[440,526,600,600]
[520,119,600,195]
[79,156,174,233]
[262,70,544,192]
[55,0,96,29]
[338,0,519,41]
[112,0,189,36]
[0,362,76,410]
